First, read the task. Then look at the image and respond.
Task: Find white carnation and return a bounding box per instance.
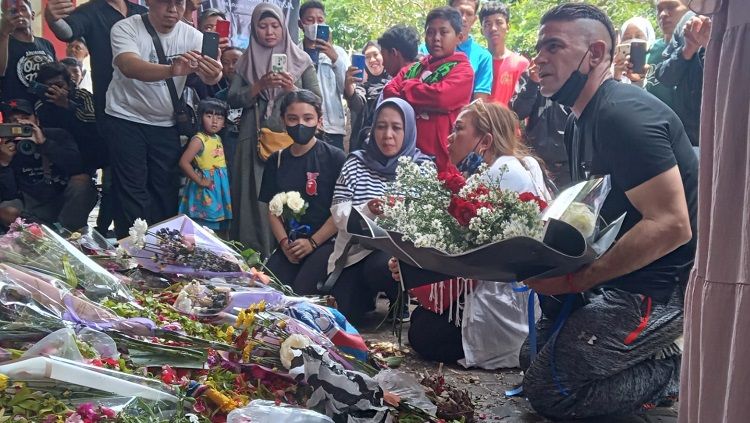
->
[280,334,311,369]
[128,218,148,248]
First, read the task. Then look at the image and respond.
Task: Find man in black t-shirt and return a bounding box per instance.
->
[44,0,148,119]
[522,4,697,420]
[0,0,56,102]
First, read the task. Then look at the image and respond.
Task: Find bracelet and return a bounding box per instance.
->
[308,237,319,249]
[279,237,288,246]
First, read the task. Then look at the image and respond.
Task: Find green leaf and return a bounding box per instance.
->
[241,248,261,267]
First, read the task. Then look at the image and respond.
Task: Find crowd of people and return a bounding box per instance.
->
[0,0,714,420]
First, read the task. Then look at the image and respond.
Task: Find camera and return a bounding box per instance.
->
[12,139,37,156]
[0,123,33,138]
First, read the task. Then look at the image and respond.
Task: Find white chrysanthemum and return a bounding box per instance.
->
[268,195,285,217]
[560,202,597,238]
[280,334,311,369]
[128,218,148,248]
[287,196,306,214]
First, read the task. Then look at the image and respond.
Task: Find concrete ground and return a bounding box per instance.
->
[358,299,679,423]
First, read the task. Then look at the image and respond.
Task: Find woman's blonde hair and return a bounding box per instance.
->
[463,100,535,163]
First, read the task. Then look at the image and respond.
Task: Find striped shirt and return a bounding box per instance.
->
[332,157,390,206]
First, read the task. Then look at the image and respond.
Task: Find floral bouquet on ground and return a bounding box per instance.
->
[268,191,310,241]
[0,219,134,303]
[347,158,625,284]
[119,215,258,278]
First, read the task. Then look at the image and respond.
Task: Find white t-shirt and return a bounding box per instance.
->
[106,15,202,126]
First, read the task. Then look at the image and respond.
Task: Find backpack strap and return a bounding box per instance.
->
[141,14,182,112]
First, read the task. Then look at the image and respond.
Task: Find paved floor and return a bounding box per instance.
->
[358,300,679,423]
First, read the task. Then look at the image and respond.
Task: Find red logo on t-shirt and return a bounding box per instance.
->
[306,172,319,196]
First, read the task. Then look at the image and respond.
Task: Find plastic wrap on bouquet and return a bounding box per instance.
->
[119,215,252,277]
[0,220,134,302]
[0,264,155,340]
[227,400,334,423]
[347,179,625,285]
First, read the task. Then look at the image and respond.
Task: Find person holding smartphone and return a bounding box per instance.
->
[227,2,319,258]
[0,0,56,103]
[612,16,655,86]
[298,1,349,151]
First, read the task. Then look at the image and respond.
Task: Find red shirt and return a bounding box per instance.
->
[488,52,529,106]
[383,52,474,173]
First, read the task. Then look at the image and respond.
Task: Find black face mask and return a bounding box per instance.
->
[550,50,590,107]
[286,124,317,145]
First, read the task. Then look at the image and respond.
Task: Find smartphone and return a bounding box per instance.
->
[0,123,33,138]
[316,24,330,42]
[271,53,287,73]
[629,40,647,74]
[215,20,230,39]
[27,81,50,98]
[351,54,366,77]
[201,32,220,60]
[615,43,631,62]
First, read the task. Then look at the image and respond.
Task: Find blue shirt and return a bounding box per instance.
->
[419,36,493,95]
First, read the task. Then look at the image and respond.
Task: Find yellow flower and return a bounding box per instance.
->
[245,311,255,328]
[205,388,238,413]
[235,310,247,328]
[242,343,254,362]
[0,373,8,390]
[225,326,235,343]
[277,320,287,330]
[257,300,266,312]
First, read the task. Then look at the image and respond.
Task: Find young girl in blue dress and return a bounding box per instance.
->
[178,99,233,230]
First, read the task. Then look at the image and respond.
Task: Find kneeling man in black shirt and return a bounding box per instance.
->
[523,4,697,420]
[0,99,97,231]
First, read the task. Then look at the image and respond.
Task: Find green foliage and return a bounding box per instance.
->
[325,0,658,56]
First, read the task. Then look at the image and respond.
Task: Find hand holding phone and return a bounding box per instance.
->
[316,24,330,42]
[628,40,647,74]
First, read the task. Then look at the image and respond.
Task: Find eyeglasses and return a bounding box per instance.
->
[468,98,489,114]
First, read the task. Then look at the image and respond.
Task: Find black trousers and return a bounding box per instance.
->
[266,240,335,295]
[331,250,398,323]
[408,305,464,363]
[106,116,181,238]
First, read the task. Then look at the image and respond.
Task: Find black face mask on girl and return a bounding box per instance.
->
[550,50,590,107]
[286,124,317,145]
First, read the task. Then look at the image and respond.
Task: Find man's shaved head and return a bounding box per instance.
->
[540,3,616,59]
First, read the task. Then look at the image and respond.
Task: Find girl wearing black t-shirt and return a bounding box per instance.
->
[258,90,346,294]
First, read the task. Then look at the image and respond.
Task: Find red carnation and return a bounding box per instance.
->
[449,197,478,226]
[518,192,548,211]
[439,172,466,194]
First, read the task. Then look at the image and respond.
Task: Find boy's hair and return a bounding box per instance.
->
[425,6,463,35]
[377,25,420,62]
[36,62,73,88]
[299,0,325,18]
[198,8,226,28]
[479,1,510,24]
[280,89,323,118]
[223,46,245,55]
[60,57,82,69]
[541,3,616,58]
[198,98,229,118]
[448,0,479,13]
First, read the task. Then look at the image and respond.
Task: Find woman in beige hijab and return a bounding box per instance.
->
[227,3,320,257]
[679,1,750,422]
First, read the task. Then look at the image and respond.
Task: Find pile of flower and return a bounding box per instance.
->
[378,158,547,254]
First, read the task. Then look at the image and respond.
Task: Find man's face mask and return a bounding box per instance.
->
[550,49,590,107]
[286,123,317,145]
[457,139,484,175]
[302,23,318,41]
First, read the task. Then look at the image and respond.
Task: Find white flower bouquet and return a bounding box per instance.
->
[346,159,624,284]
[269,191,311,240]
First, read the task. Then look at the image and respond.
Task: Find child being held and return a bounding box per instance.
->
[383,6,474,172]
[178,98,233,230]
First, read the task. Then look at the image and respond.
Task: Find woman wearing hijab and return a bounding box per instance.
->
[227,3,321,257]
[325,98,430,322]
[614,16,657,86]
[344,41,392,152]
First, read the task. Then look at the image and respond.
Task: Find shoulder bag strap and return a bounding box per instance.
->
[141,13,182,112]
